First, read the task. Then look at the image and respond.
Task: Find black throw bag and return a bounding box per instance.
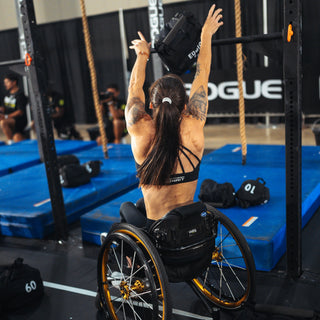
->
[0,258,44,313]
[155,11,202,75]
[59,164,91,187]
[148,202,216,282]
[82,160,102,178]
[57,154,80,169]
[236,178,270,208]
[198,179,236,208]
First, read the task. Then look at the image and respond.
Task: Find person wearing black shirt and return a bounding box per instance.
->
[0,73,28,144]
[47,90,82,140]
[97,84,126,144]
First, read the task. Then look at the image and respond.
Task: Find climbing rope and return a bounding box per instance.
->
[234,0,247,165]
[79,0,108,158]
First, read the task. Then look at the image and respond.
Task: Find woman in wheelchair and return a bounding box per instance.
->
[97,5,255,319]
[122,5,223,230]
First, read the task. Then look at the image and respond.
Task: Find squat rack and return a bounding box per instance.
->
[0,0,302,278]
[148,0,302,278]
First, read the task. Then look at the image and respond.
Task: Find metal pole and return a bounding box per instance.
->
[19,0,68,240]
[211,32,283,46]
[119,8,129,99]
[14,0,29,98]
[262,0,269,67]
[148,0,164,80]
[15,0,42,148]
[283,0,302,278]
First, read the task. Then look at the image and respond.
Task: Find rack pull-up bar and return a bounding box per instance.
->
[150,31,283,56]
[212,31,283,46]
[0,59,24,67]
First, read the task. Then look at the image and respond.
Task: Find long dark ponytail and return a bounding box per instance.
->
[137,74,187,186]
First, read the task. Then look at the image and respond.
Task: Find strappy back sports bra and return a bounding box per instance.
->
[135,145,201,185]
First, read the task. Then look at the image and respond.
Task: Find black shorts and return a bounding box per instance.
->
[120,198,155,230]
[13,116,27,134]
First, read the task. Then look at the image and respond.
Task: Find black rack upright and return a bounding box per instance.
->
[18,0,68,240]
[283,0,302,278]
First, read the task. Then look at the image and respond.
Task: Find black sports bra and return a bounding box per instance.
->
[135,145,201,185]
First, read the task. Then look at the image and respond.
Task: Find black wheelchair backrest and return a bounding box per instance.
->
[148,202,216,282]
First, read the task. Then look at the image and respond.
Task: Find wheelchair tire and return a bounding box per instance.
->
[97,223,172,320]
[192,205,256,310]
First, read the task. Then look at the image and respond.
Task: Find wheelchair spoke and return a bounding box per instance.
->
[219,260,223,299]
[122,300,127,319]
[130,290,152,297]
[220,243,238,248]
[129,251,137,287]
[107,264,113,276]
[128,288,154,310]
[111,296,123,303]
[221,253,246,290]
[114,298,125,315]
[121,240,124,275]
[221,260,247,270]
[217,261,236,301]
[123,263,146,283]
[126,299,143,320]
[216,228,231,248]
[211,259,246,270]
[112,244,126,281]
[203,266,209,287]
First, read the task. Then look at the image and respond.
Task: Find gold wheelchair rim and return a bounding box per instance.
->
[192,233,251,309]
[102,248,118,320]
[101,229,166,320]
[193,277,249,308]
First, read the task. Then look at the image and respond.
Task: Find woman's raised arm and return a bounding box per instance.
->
[125,32,152,135]
[183,4,223,126]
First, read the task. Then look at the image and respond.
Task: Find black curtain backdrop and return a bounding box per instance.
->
[0,0,318,123]
[0,29,20,103]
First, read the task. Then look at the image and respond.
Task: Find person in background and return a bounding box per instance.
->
[0,73,28,144]
[96,84,126,145]
[47,90,82,140]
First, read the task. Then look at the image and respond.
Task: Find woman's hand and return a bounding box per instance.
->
[129,31,151,58]
[202,4,223,38]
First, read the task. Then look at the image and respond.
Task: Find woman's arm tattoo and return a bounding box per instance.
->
[194,63,201,79]
[183,86,207,121]
[126,97,147,126]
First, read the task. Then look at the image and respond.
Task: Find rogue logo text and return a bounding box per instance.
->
[185,79,282,100]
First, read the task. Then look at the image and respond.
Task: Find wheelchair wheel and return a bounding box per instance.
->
[192,206,256,310]
[97,223,172,320]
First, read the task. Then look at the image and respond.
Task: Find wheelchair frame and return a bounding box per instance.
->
[97,205,256,320]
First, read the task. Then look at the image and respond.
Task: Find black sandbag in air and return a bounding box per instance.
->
[155,11,202,75]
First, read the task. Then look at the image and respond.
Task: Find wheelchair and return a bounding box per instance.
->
[96,202,256,320]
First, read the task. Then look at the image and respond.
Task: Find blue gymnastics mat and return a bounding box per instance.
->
[0,139,96,177]
[0,143,138,239]
[81,144,320,271]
